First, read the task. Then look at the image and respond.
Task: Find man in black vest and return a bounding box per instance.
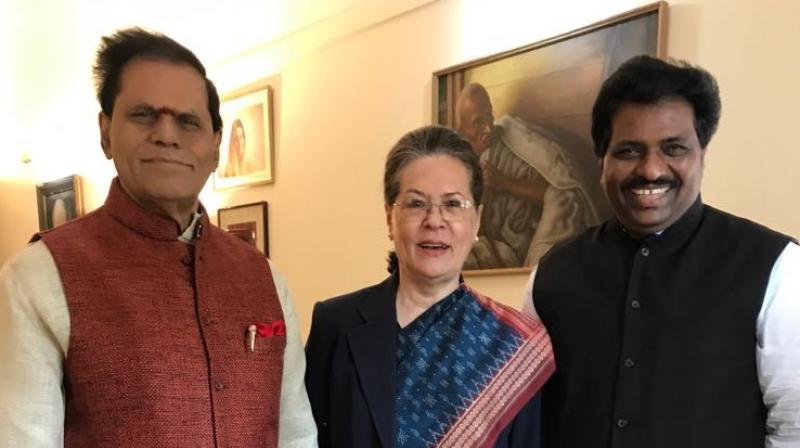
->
[524,55,800,448]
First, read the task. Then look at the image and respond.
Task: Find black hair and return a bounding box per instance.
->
[93,27,222,132]
[386,251,400,274]
[591,55,721,156]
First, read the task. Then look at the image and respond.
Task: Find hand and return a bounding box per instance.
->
[483,160,548,202]
[481,160,505,192]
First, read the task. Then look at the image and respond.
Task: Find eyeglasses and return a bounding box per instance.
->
[392,198,478,221]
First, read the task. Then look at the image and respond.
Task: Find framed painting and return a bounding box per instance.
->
[214,80,274,190]
[218,201,269,256]
[36,175,84,231]
[434,2,666,275]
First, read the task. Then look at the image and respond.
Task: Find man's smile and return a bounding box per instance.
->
[630,186,670,195]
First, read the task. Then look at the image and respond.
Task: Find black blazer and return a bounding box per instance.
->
[305,275,542,448]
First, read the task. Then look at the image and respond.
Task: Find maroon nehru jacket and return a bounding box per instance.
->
[38,180,285,448]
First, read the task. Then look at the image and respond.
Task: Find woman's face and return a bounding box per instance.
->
[230,123,245,156]
[386,154,480,286]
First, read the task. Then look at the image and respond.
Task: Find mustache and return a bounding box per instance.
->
[621,176,680,190]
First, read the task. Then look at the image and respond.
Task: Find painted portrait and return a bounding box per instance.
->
[434,3,665,274]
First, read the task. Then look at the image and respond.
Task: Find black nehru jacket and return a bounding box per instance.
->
[533,198,793,448]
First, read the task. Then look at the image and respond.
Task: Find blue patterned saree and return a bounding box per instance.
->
[395,284,554,448]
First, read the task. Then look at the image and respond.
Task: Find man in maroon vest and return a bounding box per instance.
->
[0,28,317,447]
[523,56,799,447]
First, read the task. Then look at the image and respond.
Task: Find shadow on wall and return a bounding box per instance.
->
[0,179,39,266]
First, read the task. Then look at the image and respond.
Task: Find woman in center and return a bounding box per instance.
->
[305,125,555,448]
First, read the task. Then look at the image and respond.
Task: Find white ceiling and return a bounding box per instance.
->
[1,0,432,66]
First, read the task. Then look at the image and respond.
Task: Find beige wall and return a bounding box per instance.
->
[2,0,799,337]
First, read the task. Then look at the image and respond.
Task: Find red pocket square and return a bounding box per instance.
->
[255,320,286,337]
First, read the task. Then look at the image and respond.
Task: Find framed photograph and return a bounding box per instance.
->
[218,201,269,256]
[434,2,666,275]
[214,80,274,190]
[36,175,84,231]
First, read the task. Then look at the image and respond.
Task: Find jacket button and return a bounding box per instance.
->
[624,358,635,368]
[617,418,628,428]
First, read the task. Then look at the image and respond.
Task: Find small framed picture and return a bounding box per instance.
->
[214,80,274,190]
[36,175,84,231]
[217,201,269,256]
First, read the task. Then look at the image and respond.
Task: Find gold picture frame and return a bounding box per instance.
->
[214,80,275,190]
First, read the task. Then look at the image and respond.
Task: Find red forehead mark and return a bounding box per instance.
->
[155,106,178,118]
